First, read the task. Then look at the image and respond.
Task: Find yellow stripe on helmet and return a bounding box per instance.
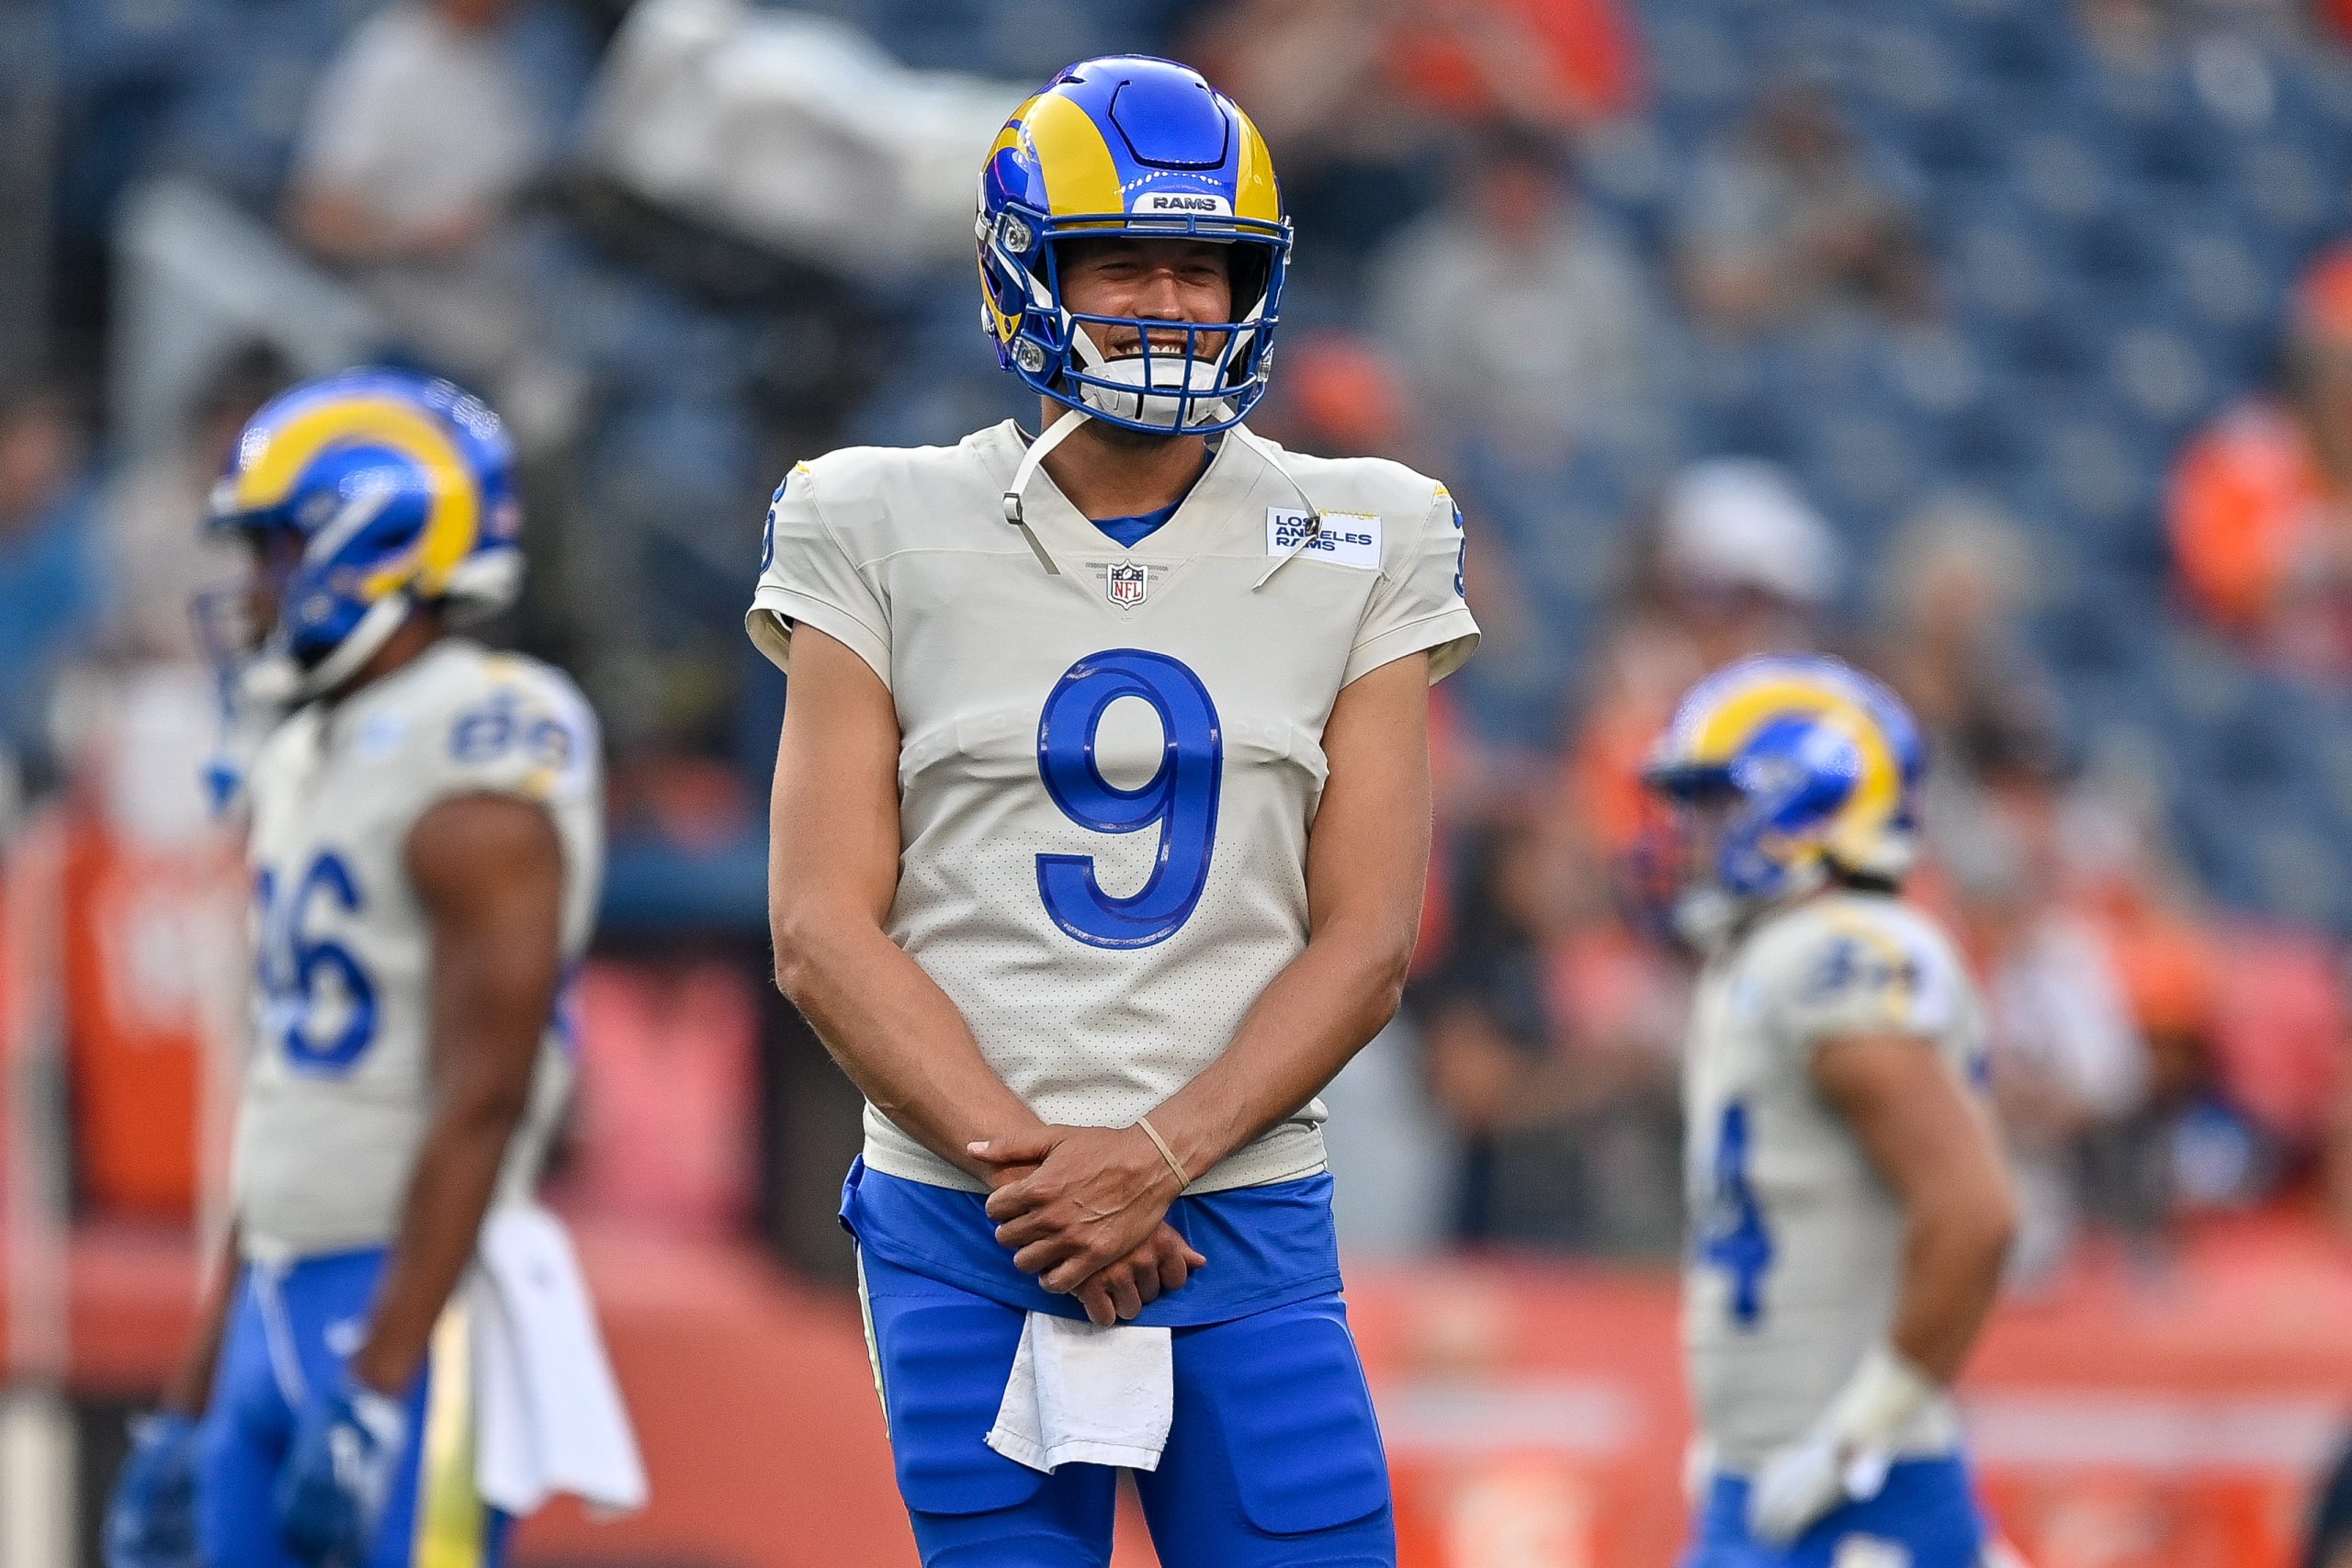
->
[1685,673,1903,869]
[235,394,481,601]
[1020,91,1125,219]
[1231,107,1283,223]
[978,111,1030,344]
[989,100,1035,161]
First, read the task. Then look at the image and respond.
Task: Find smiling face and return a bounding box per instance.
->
[1057,237,1235,360]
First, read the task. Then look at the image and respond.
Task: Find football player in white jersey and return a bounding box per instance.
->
[104,370,631,1568]
[752,55,1476,1568]
[1644,656,2020,1568]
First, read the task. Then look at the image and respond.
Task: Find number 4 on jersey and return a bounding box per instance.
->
[1702,1100,1774,1328]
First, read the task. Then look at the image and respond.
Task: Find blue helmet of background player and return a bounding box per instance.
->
[198,367,522,703]
[1642,654,1927,937]
[976,55,1292,436]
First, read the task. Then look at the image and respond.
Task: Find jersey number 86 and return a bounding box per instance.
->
[254,852,378,1074]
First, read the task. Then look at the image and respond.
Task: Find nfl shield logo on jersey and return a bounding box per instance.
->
[1106,561,1148,606]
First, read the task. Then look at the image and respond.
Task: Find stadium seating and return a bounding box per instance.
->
[1563,0,2352,930]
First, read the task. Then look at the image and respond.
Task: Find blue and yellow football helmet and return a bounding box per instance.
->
[200,368,521,701]
[977,55,1290,435]
[1644,655,1927,921]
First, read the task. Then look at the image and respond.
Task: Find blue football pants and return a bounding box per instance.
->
[1681,1455,1991,1568]
[858,1246,1397,1568]
[197,1248,513,1568]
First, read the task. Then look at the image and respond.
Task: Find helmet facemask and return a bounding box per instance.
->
[978,203,1289,437]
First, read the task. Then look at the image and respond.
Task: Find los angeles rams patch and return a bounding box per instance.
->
[1266,507,1382,570]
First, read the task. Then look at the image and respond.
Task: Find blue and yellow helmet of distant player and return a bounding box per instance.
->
[1644,655,1927,906]
[201,367,521,699]
[977,56,1290,434]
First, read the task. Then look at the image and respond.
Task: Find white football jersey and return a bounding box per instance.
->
[749,420,1477,1194]
[1683,889,1990,1472]
[232,639,604,1258]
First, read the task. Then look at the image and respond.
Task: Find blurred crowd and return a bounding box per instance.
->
[8,0,2352,1273]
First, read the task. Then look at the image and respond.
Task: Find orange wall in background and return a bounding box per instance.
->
[1352,1222,2352,1568]
[60,818,240,1219]
[23,1217,2352,1568]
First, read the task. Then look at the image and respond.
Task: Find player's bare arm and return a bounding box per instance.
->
[768,621,1057,1175]
[976,649,1433,1292]
[158,1225,242,1416]
[769,622,1205,1325]
[345,791,565,1393]
[1743,1014,2019,1546]
[1813,1031,2018,1383]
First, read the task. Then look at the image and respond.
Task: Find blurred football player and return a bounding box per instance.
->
[752,55,1476,1568]
[105,368,638,1568]
[1645,656,2020,1568]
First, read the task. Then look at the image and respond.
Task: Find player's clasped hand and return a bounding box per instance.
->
[1747,1428,1887,1545]
[1075,1223,1207,1325]
[275,1375,409,1566]
[105,1411,203,1568]
[970,1125,1205,1324]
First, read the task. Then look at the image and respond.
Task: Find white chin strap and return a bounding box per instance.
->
[289,592,415,701]
[995,297,1278,576]
[234,651,301,713]
[1673,858,1831,953]
[1001,406,1094,574]
[440,548,523,626]
[1671,887,1746,953]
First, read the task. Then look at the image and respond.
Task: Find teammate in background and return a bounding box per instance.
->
[754,56,1476,1568]
[104,369,639,1568]
[1644,656,2020,1568]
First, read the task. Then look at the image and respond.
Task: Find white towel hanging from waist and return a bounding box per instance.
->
[986,1312,1174,1473]
[467,1203,649,1516]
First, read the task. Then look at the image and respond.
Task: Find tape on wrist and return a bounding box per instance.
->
[1826,1342,1940,1454]
[1134,1114,1192,1190]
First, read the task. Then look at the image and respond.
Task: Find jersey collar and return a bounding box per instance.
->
[980,419,1270,565]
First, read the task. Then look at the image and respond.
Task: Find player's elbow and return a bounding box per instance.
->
[768,895,834,1004]
[1344,922,1417,1032]
[1371,950,1412,1027]
[1973,1171,2021,1271]
[1962,1149,2022,1262]
[1921,1176,2018,1280]
[441,1061,536,1140]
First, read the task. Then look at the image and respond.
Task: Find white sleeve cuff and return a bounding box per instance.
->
[746,585,891,687]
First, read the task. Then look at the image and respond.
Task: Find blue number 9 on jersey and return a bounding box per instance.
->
[1035,649,1223,949]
